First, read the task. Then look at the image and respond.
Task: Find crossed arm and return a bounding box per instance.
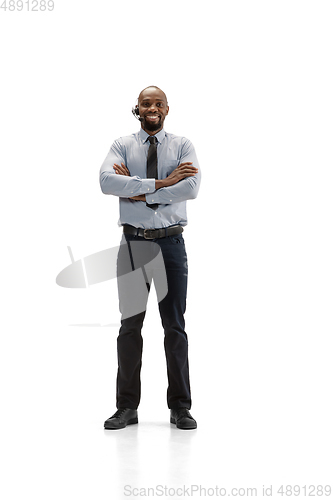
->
[113,162,199,201]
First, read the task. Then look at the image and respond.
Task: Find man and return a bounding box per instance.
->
[100,86,201,430]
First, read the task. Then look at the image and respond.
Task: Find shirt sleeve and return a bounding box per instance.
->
[145,139,201,205]
[99,139,156,197]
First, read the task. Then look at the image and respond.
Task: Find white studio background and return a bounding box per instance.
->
[1,0,332,499]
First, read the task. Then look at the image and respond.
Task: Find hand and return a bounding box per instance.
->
[113,163,130,176]
[157,162,198,188]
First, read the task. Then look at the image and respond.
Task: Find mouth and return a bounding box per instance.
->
[145,114,161,122]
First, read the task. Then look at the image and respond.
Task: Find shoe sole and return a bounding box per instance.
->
[170,417,197,430]
[104,417,138,430]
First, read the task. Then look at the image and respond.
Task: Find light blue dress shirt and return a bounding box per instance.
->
[100,128,201,229]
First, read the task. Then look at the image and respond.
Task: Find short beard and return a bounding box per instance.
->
[143,117,162,132]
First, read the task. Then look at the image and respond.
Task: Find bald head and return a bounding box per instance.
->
[138,86,168,105]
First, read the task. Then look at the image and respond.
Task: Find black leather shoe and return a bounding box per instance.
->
[104,408,138,430]
[170,408,197,429]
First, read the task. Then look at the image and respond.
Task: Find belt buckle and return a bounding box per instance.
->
[143,229,155,239]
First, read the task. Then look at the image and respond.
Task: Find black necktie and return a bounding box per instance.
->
[146,136,158,210]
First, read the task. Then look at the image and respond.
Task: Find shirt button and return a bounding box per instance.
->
[148,188,150,191]
[170,199,172,202]
[155,212,157,214]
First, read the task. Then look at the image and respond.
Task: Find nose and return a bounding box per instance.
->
[148,103,158,113]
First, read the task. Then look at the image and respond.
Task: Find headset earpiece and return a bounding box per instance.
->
[132,102,143,121]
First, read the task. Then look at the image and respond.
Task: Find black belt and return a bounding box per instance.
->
[123,224,183,240]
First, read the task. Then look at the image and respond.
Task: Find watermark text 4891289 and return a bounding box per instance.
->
[123,484,332,497]
[0,0,54,11]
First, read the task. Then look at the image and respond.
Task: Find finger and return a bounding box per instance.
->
[114,165,127,175]
[178,165,198,172]
[179,170,198,177]
[178,162,193,168]
[178,167,198,173]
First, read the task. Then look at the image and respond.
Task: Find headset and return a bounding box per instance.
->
[132,100,143,121]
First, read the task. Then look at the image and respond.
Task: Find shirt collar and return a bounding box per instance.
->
[139,127,166,144]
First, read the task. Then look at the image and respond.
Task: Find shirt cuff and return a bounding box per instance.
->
[145,189,160,205]
[141,179,156,195]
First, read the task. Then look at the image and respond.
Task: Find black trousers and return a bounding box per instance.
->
[116,232,191,410]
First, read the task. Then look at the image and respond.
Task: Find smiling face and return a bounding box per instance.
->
[137,87,169,135]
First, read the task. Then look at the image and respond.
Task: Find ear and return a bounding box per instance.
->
[165,105,169,116]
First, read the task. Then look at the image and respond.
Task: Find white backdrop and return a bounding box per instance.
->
[1,1,332,498]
